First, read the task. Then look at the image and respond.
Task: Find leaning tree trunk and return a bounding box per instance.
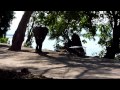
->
[9,11,33,51]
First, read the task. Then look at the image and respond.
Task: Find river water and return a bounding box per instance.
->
[6,34,103,56]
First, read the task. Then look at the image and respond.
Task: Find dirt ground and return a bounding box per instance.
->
[0,43,120,79]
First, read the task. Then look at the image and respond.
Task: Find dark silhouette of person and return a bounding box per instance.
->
[71,33,85,56]
[72,33,85,56]
[64,33,86,56]
[71,33,85,52]
[33,26,48,53]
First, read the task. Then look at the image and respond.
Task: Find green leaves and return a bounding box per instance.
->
[0,37,9,43]
[82,32,94,40]
[0,11,15,37]
[97,23,112,46]
[33,11,99,37]
[30,11,101,48]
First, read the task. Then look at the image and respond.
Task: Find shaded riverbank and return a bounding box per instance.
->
[0,43,120,79]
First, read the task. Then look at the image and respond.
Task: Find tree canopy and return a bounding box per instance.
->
[26,11,99,46]
[10,11,120,59]
[0,11,15,37]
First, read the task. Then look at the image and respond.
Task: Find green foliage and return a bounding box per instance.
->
[24,41,33,48]
[97,23,112,47]
[82,32,95,40]
[33,11,99,42]
[98,49,106,58]
[0,11,15,37]
[0,37,9,43]
[115,53,120,61]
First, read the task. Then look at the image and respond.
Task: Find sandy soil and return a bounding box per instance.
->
[0,43,120,79]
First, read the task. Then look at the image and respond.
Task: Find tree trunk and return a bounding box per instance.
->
[9,11,33,51]
[104,16,119,59]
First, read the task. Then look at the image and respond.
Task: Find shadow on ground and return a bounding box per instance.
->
[19,51,120,79]
[0,44,120,79]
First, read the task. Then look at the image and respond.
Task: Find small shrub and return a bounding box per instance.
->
[115,53,120,62]
[0,37,9,43]
[23,42,33,48]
